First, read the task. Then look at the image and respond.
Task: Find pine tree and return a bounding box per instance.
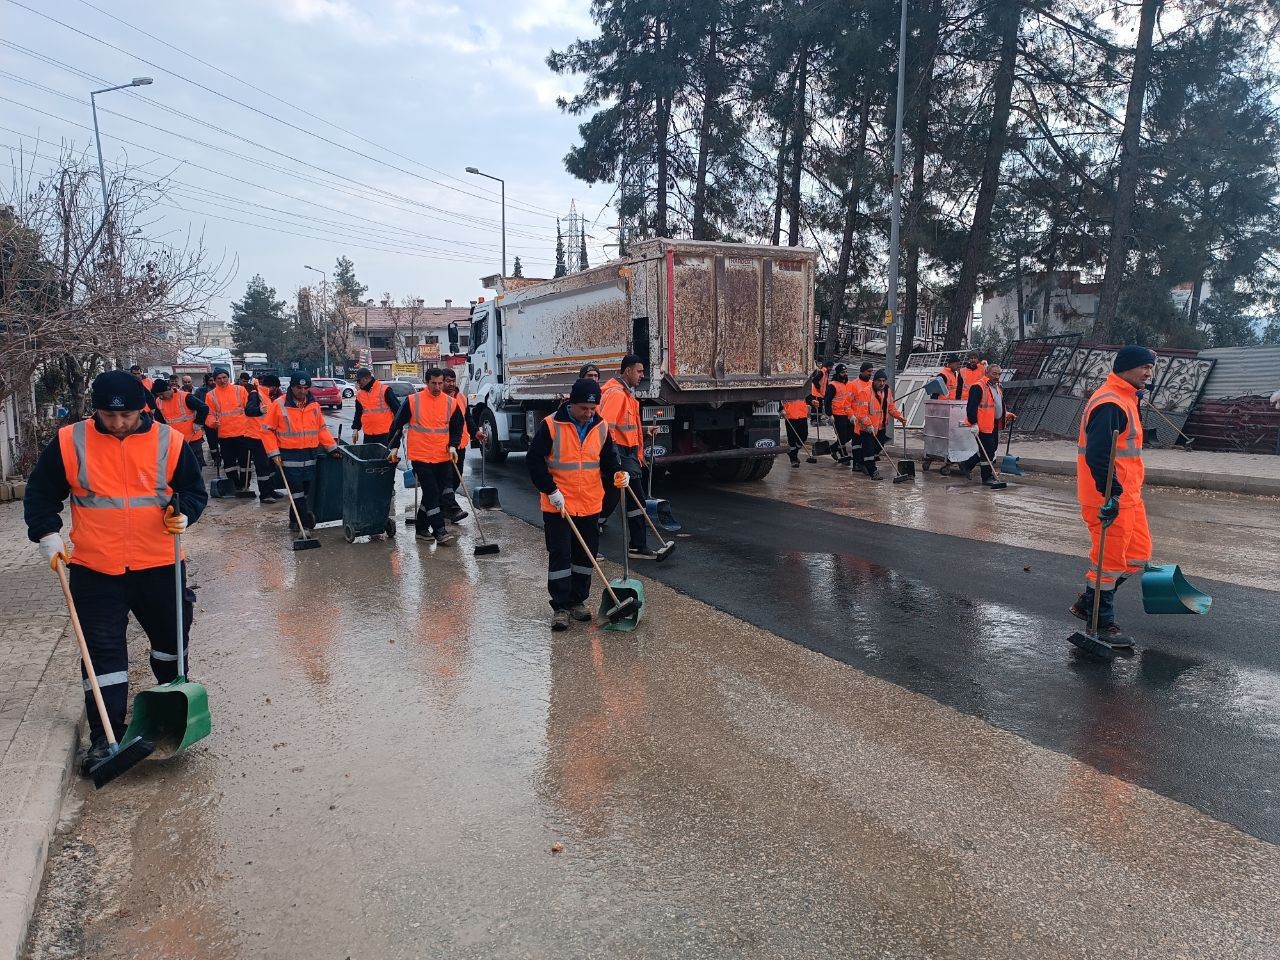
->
[333,256,367,305]
[512,256,524,278]
[578,221,589,271]
[554,220,567,278]
[229,274,288,360]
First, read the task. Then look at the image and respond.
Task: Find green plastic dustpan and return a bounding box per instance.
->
[599,578,644,632]
[1141,563,1212,615]
[124,522,211,756]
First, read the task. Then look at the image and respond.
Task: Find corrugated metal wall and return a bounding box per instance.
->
[1197,346,1280,399]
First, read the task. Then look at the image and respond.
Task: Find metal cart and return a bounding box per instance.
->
[921,400,978,475]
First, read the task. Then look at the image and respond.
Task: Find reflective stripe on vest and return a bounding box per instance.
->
[541,415,608,516]
[157,391,202,441]
[406,391,455,462]
[1076,373,1145,507]
[269,397,324,446]
[601,378,641,444]
[359,381,394,434]
[976,381,1001,433]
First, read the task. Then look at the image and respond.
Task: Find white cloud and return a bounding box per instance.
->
[509,0,594,33]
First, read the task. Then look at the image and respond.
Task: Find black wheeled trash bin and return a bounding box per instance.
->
[339,443,397,542]
[309,444,345,525]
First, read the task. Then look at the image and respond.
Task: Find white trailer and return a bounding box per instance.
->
[466,238,815,482]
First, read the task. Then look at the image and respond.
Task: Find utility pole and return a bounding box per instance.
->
[465,167,506,278]
[884,0,909,431]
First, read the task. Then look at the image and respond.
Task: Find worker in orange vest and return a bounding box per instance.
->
[926,353,964,400]
[22,371,207,775]
[387,367,465,544]
[527,377,624,631]
[854,369,908,480]
[442,367,487,518]
[825,364,855,465]
[242,374,284,503]
[960,351,987,396]
[151,377,210,468]
[204,367,253,492]
[350,368,401,448]
[960,363,1016,485]
[263,374,340,531]
[783,397,812,467]
[599,354,658,560]
[846,361,877,474]
[808,361,832,416]
[1069,346,1157,649]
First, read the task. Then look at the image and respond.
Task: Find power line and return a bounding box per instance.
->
[3,0,565,220]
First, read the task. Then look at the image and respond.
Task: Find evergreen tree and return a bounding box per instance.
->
[333,256,367,305]
[554,220,567,278]
[578,222,590,271]
[229,274,288,360]
[512,256,524,278]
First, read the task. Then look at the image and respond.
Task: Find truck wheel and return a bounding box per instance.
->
[708,459,755,483]
[480,408,507,464]
[745,457,775,481]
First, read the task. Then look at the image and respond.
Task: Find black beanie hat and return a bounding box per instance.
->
[259,374,281,388]
[355,368,373,380]
[92,370,149,412]
[568,377,602,404]
[290,374,312,388]
[859,361,875,373]
[1113,345,1156,374]
[873,368,887,381]
[150,378,172,394]
[943,353,961,364]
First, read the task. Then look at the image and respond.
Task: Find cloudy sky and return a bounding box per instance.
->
[1,0,611,319]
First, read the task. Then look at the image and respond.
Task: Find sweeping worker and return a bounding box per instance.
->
[848,361,876,474]
[442,368,486,515]
[960,363,1014,485]
[1069,345,1158,648]
[243,374,284,503]
[387,367,465,544]
[152,377,210,468]
[855,369,907,481]
[599,354,657,560]
[263,374,340,531]
[783,396,811,467]
[527,377,624,631]
[825,364,855,465]
[22,370,207,773]
[349,368,400,448]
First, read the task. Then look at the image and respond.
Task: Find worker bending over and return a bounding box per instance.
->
[350,368,400,448]
[1069,346,1157,648]
[23,371,207,774]
[599,354,658,560]
[528,377,624,631]
[263,374,341,531]
[960,363,1015,485]
[152,377,209,468]
[387,367,466,544]
[925,353,964,400]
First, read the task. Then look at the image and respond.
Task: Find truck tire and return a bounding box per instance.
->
[745,457,775,481]
[708,459,755,483]
[480,408,507,464]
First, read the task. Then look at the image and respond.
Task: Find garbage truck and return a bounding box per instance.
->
[464,238,816,482]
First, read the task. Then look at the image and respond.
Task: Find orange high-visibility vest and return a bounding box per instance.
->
[405,390,456,463]
[539,415,608,517]
[849,378,875,431]
[451,390,470,448]
[358,381,394,435]
[245,386,274,440]
[975,378,1003,433]
[868,386,901,430]
[961,362,987,395]
[600,377,643,457]
[206,384,249,437]
[1076,373,1144,507]
[782,399,809,420]
[155,391,203,442]
[810,369,829,401]
[830,380,855,417]
[58,419,185,574]
[263,397,336,459]
[936,367,960,400]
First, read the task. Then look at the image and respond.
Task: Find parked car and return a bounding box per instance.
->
[393,375,425,390]
[309,377,344,410]
[386,380,419,402]
[332,377,355,399]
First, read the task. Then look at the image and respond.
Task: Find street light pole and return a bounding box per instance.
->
[465,167,506,278]
[90,77,153,225]
[884,0,909,423]
[304,265,328,376]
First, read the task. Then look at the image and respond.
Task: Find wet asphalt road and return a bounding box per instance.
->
[482,458,1280,844]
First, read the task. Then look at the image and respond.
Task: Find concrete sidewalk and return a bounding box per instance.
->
[0,505,81,960]
[1001,438,1280,496]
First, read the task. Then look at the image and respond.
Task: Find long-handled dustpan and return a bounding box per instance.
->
[209,455,235,498]
[1141,564,1212,615]
[277,467,321,551]
[55,559,155,786]
[234,451,257,499]
[403,466,417,526]
[474,445,500,509]
[811,412,832,457]
[1068,430,1122,661]
[561,506,640,626]
[452,460,499,556]
[643,433,681,533]
[124,524,211,756]
[869,430,914,483]
[626,485,676,561]
[599,495,643,632]
[1000,417,1023,476]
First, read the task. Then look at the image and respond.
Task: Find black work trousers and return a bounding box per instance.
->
[833,416,855,458]
[362,432,391,449]
[543,511,599,610]
[187,438,206,468]
[601,445,646,549]
[205,426,220,464]
[856,429,882,472]
[961,427,1000,480]
[69,562,194,740]
[785,417,809,463]
[219,435,275,495]
[411,460,458,535]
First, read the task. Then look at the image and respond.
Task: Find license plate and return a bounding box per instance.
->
[642,405,675,422]
[753,401,780,416]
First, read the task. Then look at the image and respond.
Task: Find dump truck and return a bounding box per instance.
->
[465,238,816,482]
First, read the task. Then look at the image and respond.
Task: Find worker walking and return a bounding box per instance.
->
[825,364,855,465]
[152,377,210,468]
[960,363,1015,485]
[263,374,341,531]
[528,377,623,631]
[204,368,253,491]
[848,362,876,473]
[387,367,465,544]
[193,373,220,469]
[243,374,284,503]
[925,353,965,400]
[599,354,657,559]
[783,397,811,467]
[350,368,401,448]
[960,351,987,396]
[442,368,486,515]
[855,369,907,480]
[1069,346,1158,648]
[809,361,832,419]
[22,371,207,774]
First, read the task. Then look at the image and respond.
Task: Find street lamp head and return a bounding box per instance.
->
[303,264,314,270]
[130,77,153,87]
[465,166,480,174]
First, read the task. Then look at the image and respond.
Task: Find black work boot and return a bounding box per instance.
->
[551,609,571,631]
[80,732,112,776]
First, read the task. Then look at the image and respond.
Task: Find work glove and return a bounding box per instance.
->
[272,455,283,467]
[967,423,980,435]
[351,430,360,443]
[39,532,68,571]
[548,489,566,511]
[448,446,458,462]
[163,504,188,536]
[1098,496,1120,528]
[613,471,629,489]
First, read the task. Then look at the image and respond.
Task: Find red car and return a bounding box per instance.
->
[309,377,344,410]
